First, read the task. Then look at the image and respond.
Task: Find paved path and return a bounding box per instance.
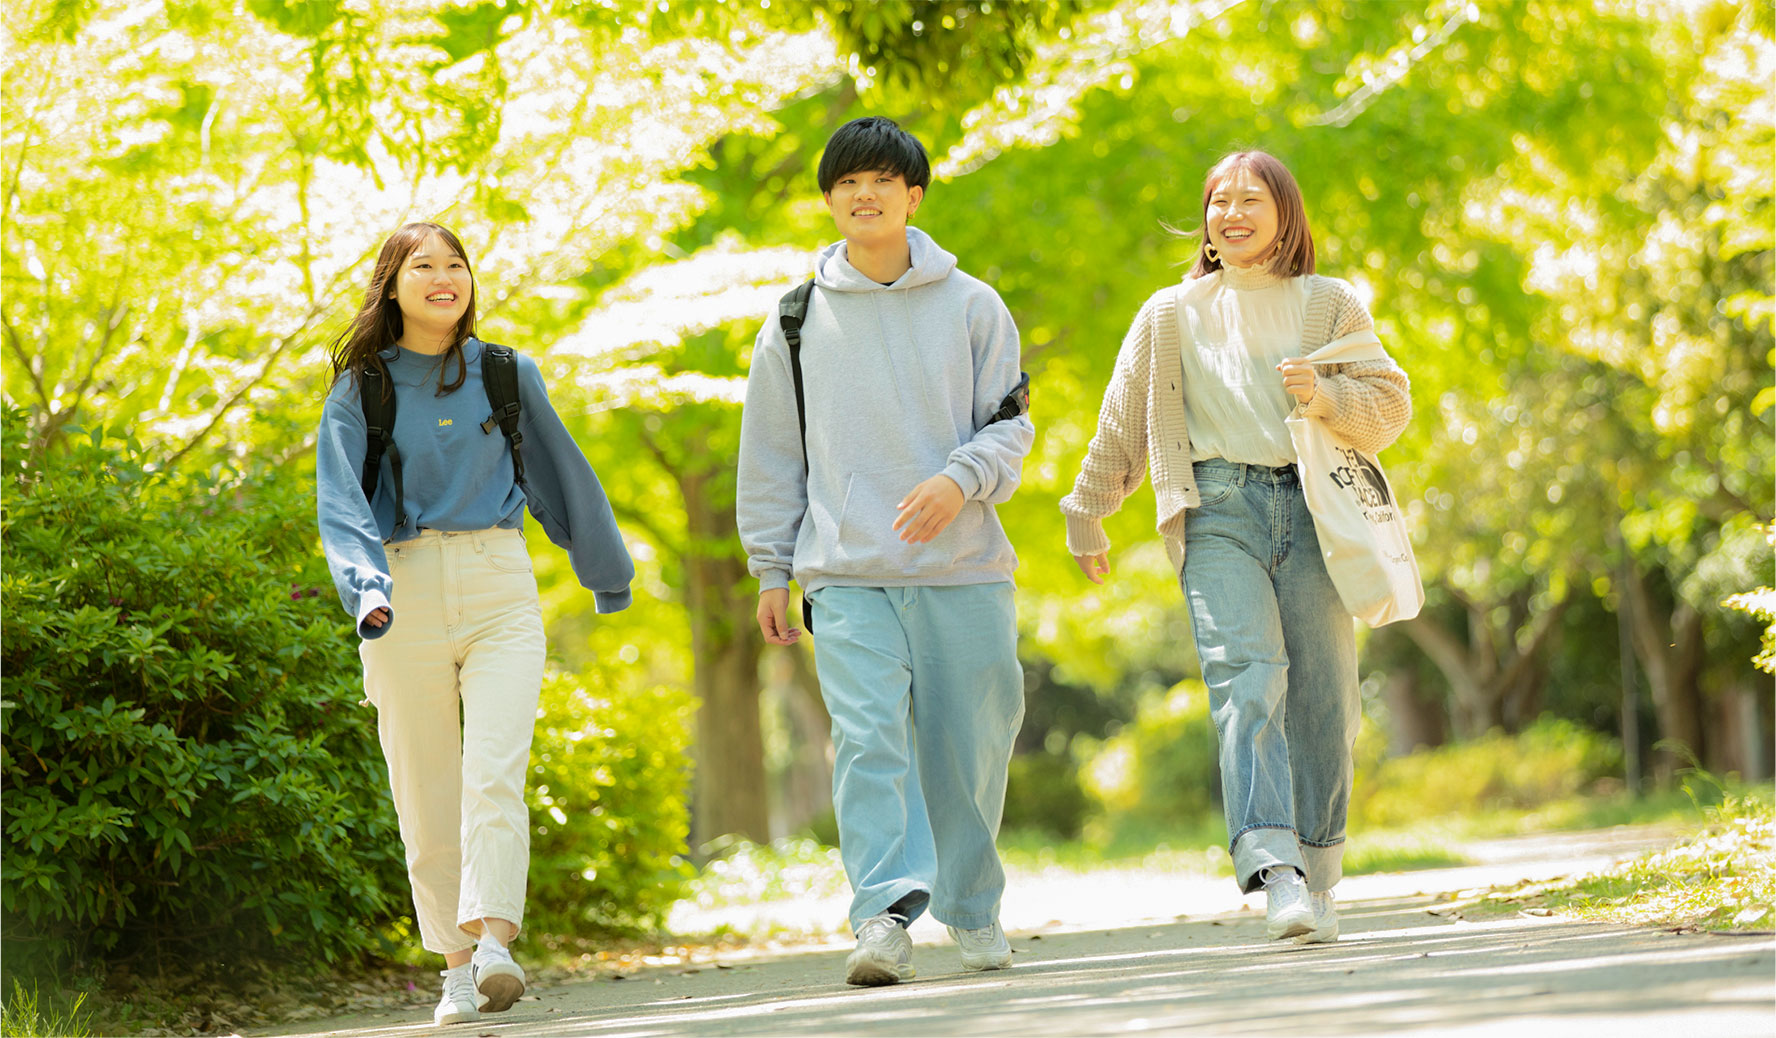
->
[259,827,1775,1037]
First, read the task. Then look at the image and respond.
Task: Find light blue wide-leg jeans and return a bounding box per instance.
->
[809,583,1026,931]
[1181,459,1360,895]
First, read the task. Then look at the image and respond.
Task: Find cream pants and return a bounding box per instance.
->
[360,527,546,954]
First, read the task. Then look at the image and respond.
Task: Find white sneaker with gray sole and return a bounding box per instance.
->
[1295,889,1339,944]
[845,914,915,986]
[434,964,483,1026]
[1263,867,1314,940]
[948,921,1013,971]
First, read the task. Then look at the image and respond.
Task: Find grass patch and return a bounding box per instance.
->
[1508,793,1776,932]
[1342,831,1469,874]
[0,982,93,1038]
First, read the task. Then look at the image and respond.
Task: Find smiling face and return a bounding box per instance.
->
[388,233,473,341]
[1207,167,1278,270]
[1205,167,1281,270]
[824,169,923,248]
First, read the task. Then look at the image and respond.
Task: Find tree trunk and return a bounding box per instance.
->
[1381,668,1446,755]
[1622,565,1709,780]
[681,467,769,848]
[1402,584,1572,740]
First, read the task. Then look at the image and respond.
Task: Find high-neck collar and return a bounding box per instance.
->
[1218,263,1285,290]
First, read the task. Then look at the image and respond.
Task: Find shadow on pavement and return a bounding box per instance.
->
[260,894,1774,1038]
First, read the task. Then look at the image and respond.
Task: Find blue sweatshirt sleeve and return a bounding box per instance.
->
[514,356,635,613]
[315,376,396,639]
[941,290,1034,504]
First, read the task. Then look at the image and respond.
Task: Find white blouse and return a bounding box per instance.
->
[1175,263,1309,467]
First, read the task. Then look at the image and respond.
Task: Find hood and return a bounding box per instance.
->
[813,225,957,293]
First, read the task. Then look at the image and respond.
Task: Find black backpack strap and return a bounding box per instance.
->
[776,279,817,632]
[358,365,407,530]
[478,341,526,487]
[985,371,1032,427]
[778,279,816,477]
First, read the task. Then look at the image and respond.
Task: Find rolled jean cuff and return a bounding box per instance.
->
[1300,837,1345,893]
[1231,825,1306,894]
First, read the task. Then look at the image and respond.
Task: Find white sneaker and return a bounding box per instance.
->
[471,940,526,1013]
[1295,889,1339,944]
[947,921,1012,971]
[434,964,481,1026]
[845,914,915,986]
[1263,867,1313,940]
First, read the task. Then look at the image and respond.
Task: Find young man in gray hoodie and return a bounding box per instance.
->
[736,116,1033,986]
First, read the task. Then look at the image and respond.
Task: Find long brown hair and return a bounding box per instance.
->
[327,222,477,398]
[1189,151,1315,279]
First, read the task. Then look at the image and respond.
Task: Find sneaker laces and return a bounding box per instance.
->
[440,966,477,1006]
[857,915,902,942]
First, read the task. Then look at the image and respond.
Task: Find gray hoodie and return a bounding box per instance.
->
[737,226,1033,595]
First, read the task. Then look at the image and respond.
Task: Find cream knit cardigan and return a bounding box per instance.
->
[1060,273,1412,574]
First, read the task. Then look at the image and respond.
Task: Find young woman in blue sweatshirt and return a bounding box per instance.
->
[315,222,633,1027]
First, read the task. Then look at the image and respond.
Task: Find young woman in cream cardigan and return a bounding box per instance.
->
[1061,151,1411,944]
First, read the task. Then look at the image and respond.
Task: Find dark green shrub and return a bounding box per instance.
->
[1002,750,1092,840]
[524,672,695,937]
[0,411,406,968]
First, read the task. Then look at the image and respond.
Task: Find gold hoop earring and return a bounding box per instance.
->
[1205,243,1219,263]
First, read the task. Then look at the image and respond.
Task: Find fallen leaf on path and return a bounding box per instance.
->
[1731,906,1770,927]
[1519,908,1554,918]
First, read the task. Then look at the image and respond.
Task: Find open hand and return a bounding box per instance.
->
[892,474,965,544]
[1073,552,1110,585]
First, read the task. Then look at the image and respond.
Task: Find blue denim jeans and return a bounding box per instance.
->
[807,583,1025,931]
[1182,460,1360,894]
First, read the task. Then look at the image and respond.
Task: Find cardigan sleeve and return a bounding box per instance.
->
[1301,283,1412,455]
[1060,299,1156,555]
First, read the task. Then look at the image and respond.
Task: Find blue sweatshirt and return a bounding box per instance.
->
[316,338,634,638]
[736,227,1033,594]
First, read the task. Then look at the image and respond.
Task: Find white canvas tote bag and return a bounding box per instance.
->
[1285,331,1424,626]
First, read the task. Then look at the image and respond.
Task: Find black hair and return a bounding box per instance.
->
[816,116,931,194]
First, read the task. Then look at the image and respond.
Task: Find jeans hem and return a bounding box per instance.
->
[1230,825,1306,894]
[1300,840,1345,893]
[929,902,1003,931]
[850,883,930,932]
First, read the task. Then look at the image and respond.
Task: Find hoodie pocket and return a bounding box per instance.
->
[834,466,988,570]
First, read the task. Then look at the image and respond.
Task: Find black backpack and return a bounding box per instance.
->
[774,280,1031,631]
[358,343,526,527]
[776,279,1030,473]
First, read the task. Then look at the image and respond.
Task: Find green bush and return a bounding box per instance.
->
[1002,750,1092,840]
[0,412,406,968]
[1351,717,1623,828]
[524,671,695,938]
[1079,680,1221,831]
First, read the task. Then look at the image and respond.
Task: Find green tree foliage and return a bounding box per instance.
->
[0,407,406,966]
